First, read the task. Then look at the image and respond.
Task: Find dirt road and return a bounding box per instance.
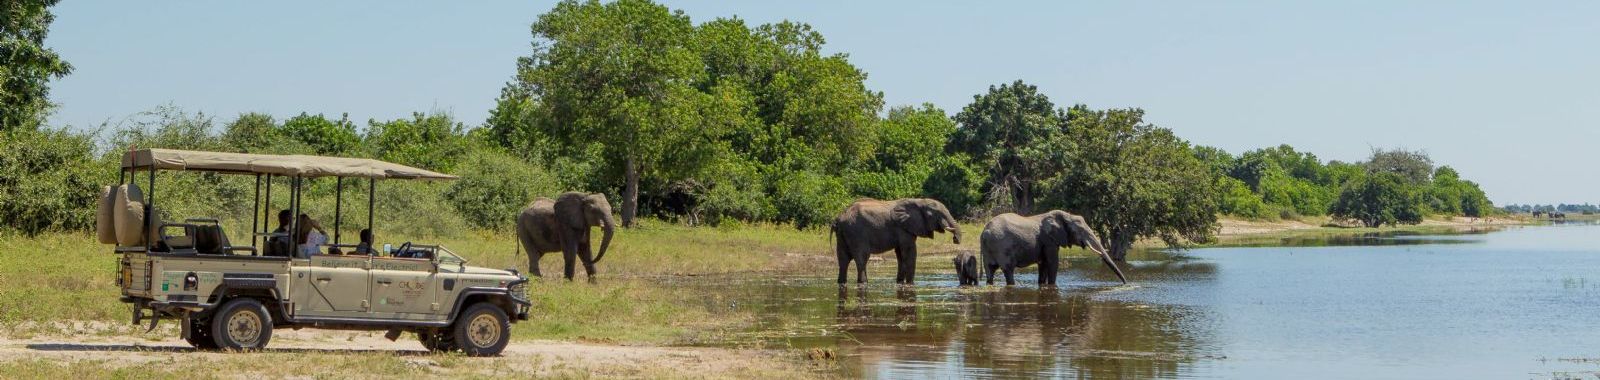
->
[0,328,826,379]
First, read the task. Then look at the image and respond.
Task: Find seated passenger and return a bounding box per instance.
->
[353,229,376,255]
[296,214,329,258]
[264,210,293,257]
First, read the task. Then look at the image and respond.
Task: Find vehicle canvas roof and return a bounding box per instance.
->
[120,148,457,180]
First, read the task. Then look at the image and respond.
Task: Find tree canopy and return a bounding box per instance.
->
[1,0,73,132]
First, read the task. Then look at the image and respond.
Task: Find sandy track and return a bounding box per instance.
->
[0,329,822,379]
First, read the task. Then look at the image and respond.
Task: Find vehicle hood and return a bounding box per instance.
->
[460,265,517,277]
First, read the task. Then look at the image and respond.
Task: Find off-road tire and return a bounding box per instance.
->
[183,315,219,350]
[211,298,273,350]
[418,329,457,352]
[452,303,510,357]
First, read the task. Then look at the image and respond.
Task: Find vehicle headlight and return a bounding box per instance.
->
[509,279,529,302]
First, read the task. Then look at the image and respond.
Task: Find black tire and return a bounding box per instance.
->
[183,315,219,350]
[452,303,510,357]
[210,298,273,350]
[418,329,457,352]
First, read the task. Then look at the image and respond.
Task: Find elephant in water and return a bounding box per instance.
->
[832,198,962,284]
[953,251,980,286]
[516,192,616,280]
[980,210,1127,286]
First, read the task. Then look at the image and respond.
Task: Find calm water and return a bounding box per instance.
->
[686,223,1600,379]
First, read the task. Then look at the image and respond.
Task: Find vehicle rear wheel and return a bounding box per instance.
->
[211,298,272,350]
[183,315,218,350]
[452,303,510,357]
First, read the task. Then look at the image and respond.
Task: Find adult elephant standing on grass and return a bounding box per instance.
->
[832,198,962,285]
[516,192,615,280]
[980,210,1127,286]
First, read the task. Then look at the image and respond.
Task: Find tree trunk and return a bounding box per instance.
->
[621,156,639,228]
[1108,231,1134,262]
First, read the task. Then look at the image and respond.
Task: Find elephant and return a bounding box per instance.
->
[979,210,1127,286]
[953,251,979,286]
[515,192,616,280]
[832,198,962,284]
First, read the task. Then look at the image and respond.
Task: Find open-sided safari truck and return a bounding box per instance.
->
[105,149,529,356]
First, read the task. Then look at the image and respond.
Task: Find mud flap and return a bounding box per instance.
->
[383,329,403,342]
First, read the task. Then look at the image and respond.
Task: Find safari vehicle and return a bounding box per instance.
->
[109,149,529,356]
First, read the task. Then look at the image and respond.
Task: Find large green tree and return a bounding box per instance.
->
[1044,108,1218,260]
[492,0,722,227]
[947,80,1066,214]
[1,0,72,132]
[1330,171,1424,227]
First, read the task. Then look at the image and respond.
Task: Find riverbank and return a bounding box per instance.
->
[1209,215,1530,247]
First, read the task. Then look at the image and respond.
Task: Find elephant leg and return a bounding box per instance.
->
[577,241,598,281]
[529,252,544,278]
[1002,262,1016,286]
[902,245,918,285]
[836,257,850,285]
[892,246,906,284]
[836,237,850,284]
[1041,248,1059,286]
[986,263,998,285]
[855,254,869,284]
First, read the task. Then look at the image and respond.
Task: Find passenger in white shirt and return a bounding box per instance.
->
[295,214,329,258]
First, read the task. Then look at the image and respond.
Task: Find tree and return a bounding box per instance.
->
[1366,148,1433,184]
[1330,171,1424,228]
[1,0,73,132]
[280,113,359,155]
[494,0,717,227]
[947,80,1067,214]
[365,112,467,172]
[1044,108,1217,260]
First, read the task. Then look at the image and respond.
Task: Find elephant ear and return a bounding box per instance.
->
[1062,213,1093,249]
[892,202,931,238]
[1041,214,1069,246]
[554,194,587,229]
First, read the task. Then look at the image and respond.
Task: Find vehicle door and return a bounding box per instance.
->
[369,250,439,319]
[291,254,371,316]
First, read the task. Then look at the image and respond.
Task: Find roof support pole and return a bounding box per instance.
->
[290,176,300,258]
[264,174,272,236]
[334,177,343,245]
[252,174,261,248]
[368,178,376,240]
[145,165,155,249]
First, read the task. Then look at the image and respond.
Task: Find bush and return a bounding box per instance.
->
[770,171,850,230]
[0,128,108,235]
[444,149,558,230]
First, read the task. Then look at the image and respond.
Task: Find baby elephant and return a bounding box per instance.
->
[953,251,980,286]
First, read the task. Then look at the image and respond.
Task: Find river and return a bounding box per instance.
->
[685,222,1600,379]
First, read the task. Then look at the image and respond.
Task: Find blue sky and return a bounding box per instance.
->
[45,1,1598,205]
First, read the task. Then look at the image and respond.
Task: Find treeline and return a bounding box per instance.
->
[0,0,1497,258]
[1198,145,1495,227]
[1503,204,1598,215]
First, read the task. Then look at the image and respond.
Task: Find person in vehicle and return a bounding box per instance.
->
[296,214,329,257]
[354,228,376,255]
[265,210,293,257]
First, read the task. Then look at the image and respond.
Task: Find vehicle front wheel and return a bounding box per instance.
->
[211,298,273,350]
[452,303,510,357]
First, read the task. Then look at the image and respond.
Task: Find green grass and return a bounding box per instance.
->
[0,219,864,343]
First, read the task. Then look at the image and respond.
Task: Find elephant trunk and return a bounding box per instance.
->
[942,211,962,245]
[1086,237,1127,284]
[592,211,615,264]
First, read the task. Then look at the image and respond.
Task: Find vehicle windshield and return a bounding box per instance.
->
[435,245,467,267]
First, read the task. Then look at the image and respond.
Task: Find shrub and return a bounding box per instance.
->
[770,171,850,230]
[444,149,558,230]
[0,128,108,234]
